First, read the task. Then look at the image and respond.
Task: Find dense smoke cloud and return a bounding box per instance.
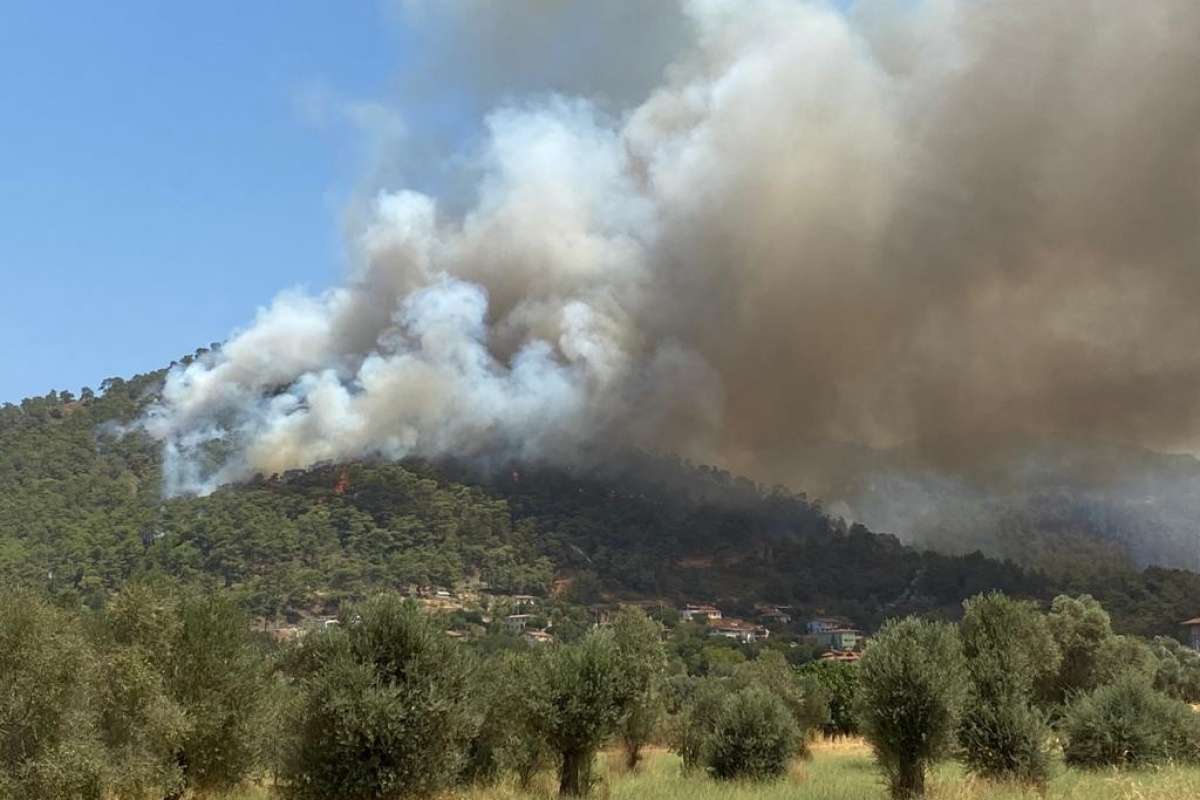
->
[142,0,1200,496]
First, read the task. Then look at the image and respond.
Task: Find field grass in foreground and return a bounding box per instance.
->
[233,738,1200,799]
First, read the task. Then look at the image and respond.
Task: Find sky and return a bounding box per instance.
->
[0,3,409,403]
[0,1,856,406]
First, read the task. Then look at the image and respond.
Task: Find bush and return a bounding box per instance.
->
[1093,634,1157,687]
[0,591,105,800]
[1150,636,1200,702]
[1044,594,1112,705]
[92,584,189,800]
[282,594,476,800]
[1062,675,1200,768]
[668,676,726,773]
[89,584,268,798]
[958,696,1053,784]
[797,659,860,737]
[733,650,828,757]
[169,592,270,795]
[611,607,667,770]
[706,687,800,781]
[856,617,967,799]
[531,627,629,797]
[957,593,1057,785]
[463,651,552,788]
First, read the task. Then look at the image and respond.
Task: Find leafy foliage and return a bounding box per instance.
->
[733,650,828,756]
[611,606,668,770]
[705,687,800,781]
[530,628,631,796]
[1044,594,1113,705]
[957,592,1059,785]
[1149,635,1200,702]
[0,591,105,800]
[856,617,968,799]
[281,595,476,800]
[797,659,860,737]
[668,676,727,773]
[1061,675,1200,768]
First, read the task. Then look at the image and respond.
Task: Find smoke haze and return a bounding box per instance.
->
[141,0,1200,498]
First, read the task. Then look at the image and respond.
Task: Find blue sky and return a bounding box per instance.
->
[0,1,855,405]
[0,3,407,403]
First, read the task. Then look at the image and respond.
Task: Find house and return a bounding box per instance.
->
[1181,617,1200,650]
[504,613,535,632]
[820,649,862,663]
[523,629,555,646]
[809,628,862,651]
[708,618,770,644]
[681,604,723,622]
[757,606,792,625]
[806,617,851,635]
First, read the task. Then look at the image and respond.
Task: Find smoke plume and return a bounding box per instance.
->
[141,0,1200,497]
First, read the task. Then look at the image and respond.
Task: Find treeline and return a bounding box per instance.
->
[6,370,1200,639]
[4,584,1200,799]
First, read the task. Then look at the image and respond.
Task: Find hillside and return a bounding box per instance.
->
[3,362,1200,638]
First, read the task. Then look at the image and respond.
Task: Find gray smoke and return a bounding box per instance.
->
[141,0,1200,497]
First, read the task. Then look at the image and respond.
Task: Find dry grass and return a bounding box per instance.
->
[229,739,1200,800]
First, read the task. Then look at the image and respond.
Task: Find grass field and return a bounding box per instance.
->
[233,738,1200,799]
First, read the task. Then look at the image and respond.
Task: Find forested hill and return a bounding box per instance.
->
[3,363,1200,638]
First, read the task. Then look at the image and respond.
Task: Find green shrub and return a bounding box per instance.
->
[0,591,105,800]
[531,628,629,797]
[1150,636,1200,702]
[169,592,270,795]
[734,650,828,757]
[1043,594,1112,706]
[92,584,189,800]
[463,651,552,788]
[668,676,726,773]
[611,607,667,770]
[797,659,860,737]
[282,594,476,800]
[856,617,967,799]
[958,695,1053,784]
[1062,675,1200,768]
[957,592,1057,785]
[706,687,800,781]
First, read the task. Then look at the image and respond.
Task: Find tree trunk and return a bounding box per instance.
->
[558,748,592,797]
[624,737,642,771]
[890,760,925,800]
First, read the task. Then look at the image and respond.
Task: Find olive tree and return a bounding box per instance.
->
[856,617,967,799]
[168,592,270,796]
[1043,594,1112,705]
[0,590,105,800]
[610,606,667,770]
[533,628,628,796]
[733,650,828,757]
[957,592,1059,785]
[797,659,860,737]
[282,594,476,800]
[668,676,726,773]
[1062,674,1200,768]
[91,583,189,800]
[706,687,799,780]
[462,650,552,789]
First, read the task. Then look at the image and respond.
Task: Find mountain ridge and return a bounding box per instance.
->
[2,359,1199,639]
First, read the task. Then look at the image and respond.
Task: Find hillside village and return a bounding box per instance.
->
[261,585,867,663]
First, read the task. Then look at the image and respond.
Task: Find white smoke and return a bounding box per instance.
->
[141,0,1200,495]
